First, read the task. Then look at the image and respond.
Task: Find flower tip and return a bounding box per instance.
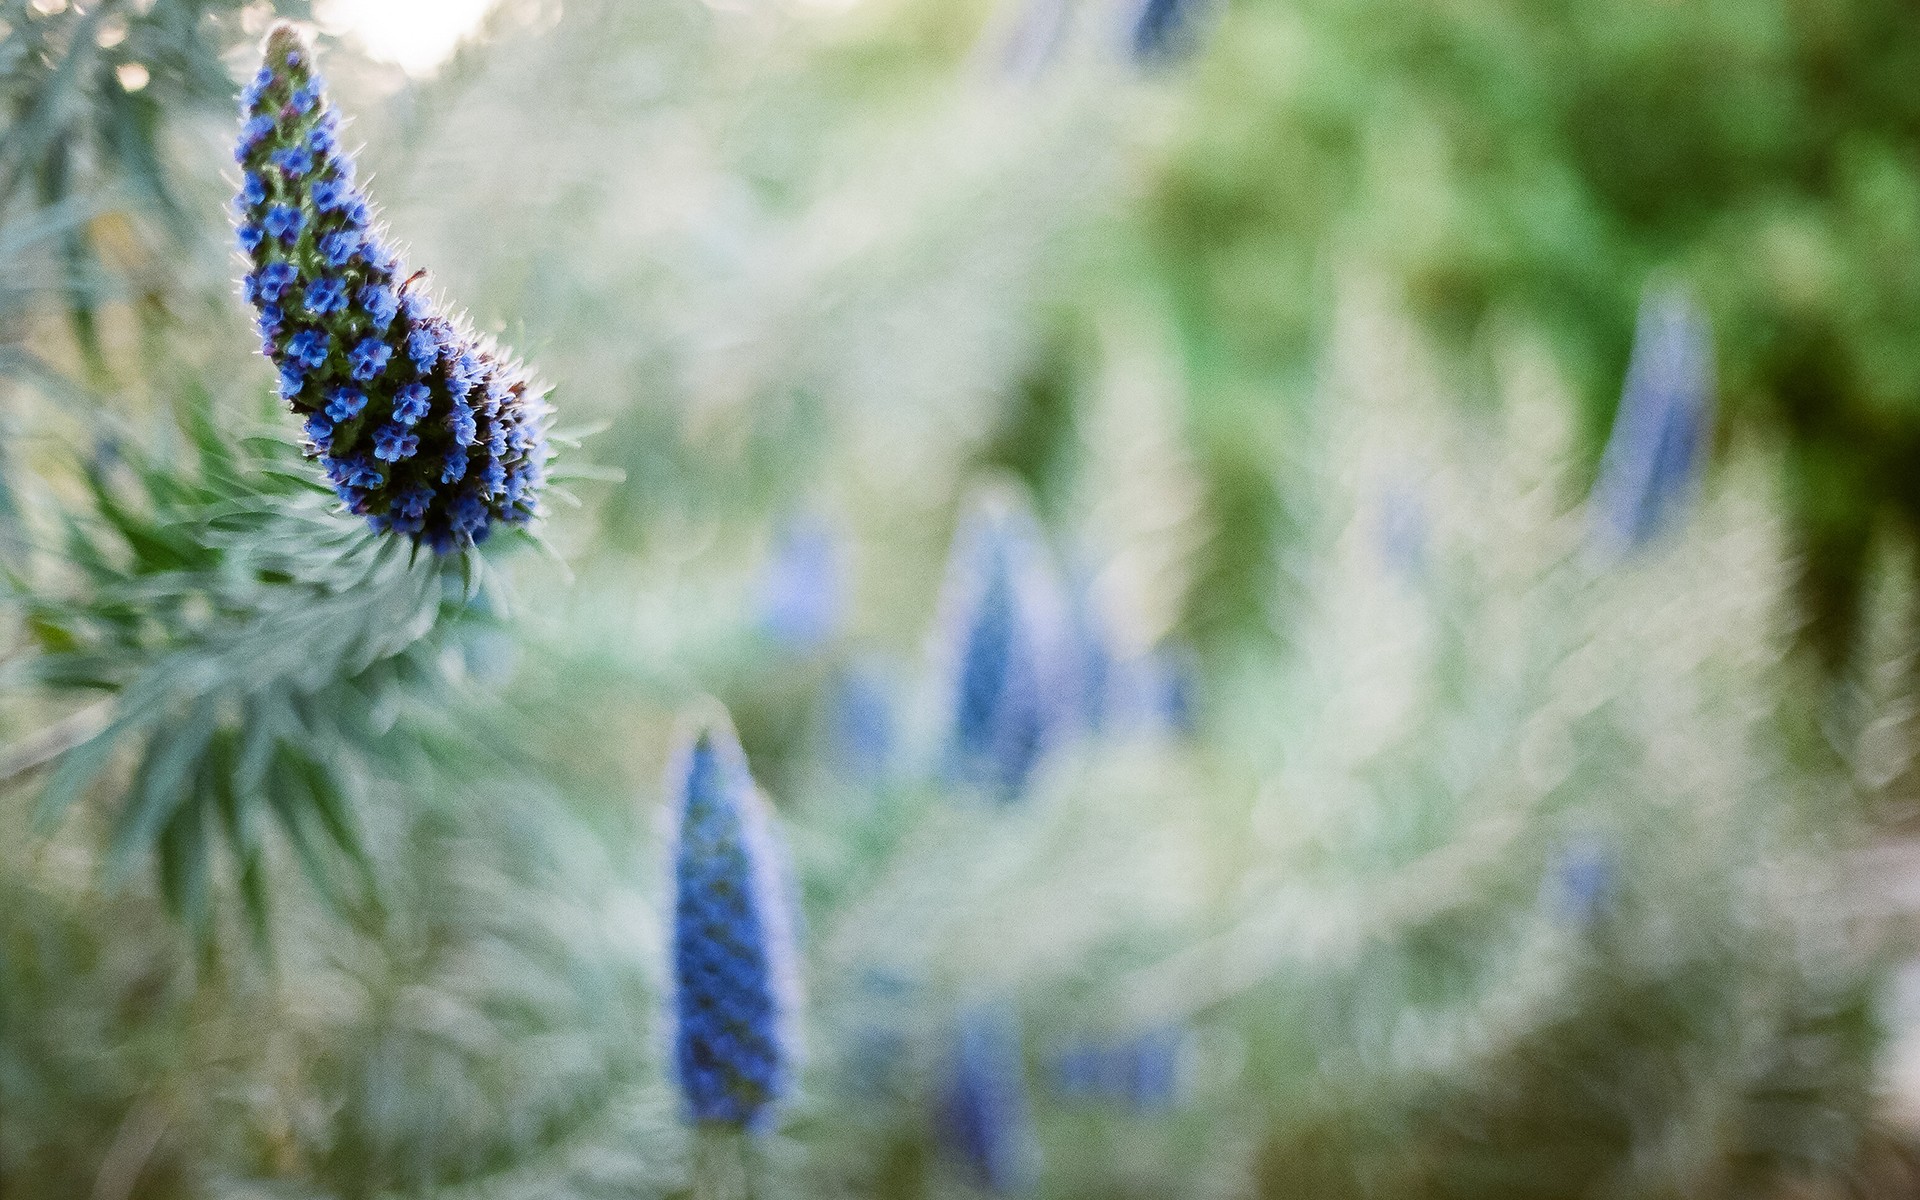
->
[264,21,310,55]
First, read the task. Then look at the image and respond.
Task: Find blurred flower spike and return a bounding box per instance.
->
[667,709,801,1133]
[828,663,898,783]
[937,1007,1038,1195]
[233,23,552,553]
[1053,1026,1188,1112]
[1065,569,1198,738]
[1548,835,1616,925]
[758,514,844,651]
[1590,284,1715,552]
[1129,0,1209,64]
[935,488,1076,802]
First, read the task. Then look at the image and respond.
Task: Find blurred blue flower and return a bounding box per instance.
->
[937,1007,1036,1195]
[1377,484,1429,579]
[937,495,1074,801]
[1548,836,1616,924]
[758,515,843,651]
[828,664,897,783]
[995,0,1070,81]
[234,23,551,552]
[1130,0,1207,64]
[1136,646,1197,735]
[1590,285,1715,551]
[1053,1026,1187,1112]
[1063,568,1117,735]
[668,715,800,1133]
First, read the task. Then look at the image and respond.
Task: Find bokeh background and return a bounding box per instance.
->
[8,0,1920,1196]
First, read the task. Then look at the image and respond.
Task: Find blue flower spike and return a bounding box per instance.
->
[934,487,1076,802]
[937,1006,1038,1195]
[667,708,802,1134]
[1590,283,1715,553]
[758,514,844,651]
[233,23,551,553]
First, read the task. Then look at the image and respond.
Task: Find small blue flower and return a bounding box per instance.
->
[242,66,272,108]
[667,715,800,1133]
[407,325,441,371]
[237,115,273,157]
[241,172,268,205]
[477,457,506,496]
[236,224,265,254]
[270,145,313,176]
[254,261,297,302]
[289,84,317,113]
[263,204,303,242]
[505,460,540,506]
[345,457,385,489]
[306,120,337,156]
[446,352,481,397]
[341,198,371,229]
[303,413,333,450]
[325,386,367,422]
[357,283,398,328]
[278,365,305,400]
[348,338,391,382]
[312,176,350,213]
[440,448,468,484]
[372,424,420,462]
[393,483,434,519]
[305,277,348,316]
[392,383,431,425]
[318,229,360,267]
[254,303,284,339]
[479,377,509,417]
[287,329,330,371]
[485,424,508,457]
[450,491,489,534]
[447,401,477,445]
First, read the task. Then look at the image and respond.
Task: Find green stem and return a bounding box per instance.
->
[691,1125,758,1200]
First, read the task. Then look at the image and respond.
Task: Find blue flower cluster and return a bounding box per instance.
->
[936,1008,1036,1195]
[937,496,1077,801]
[234,24,550,552]
[1052,1026,1186,1112]
[1547,835,1616,925]
[757,515,843,650]
[1590,285,1715,551]
[668,716,800,1132]
[1130,0,1207,64]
